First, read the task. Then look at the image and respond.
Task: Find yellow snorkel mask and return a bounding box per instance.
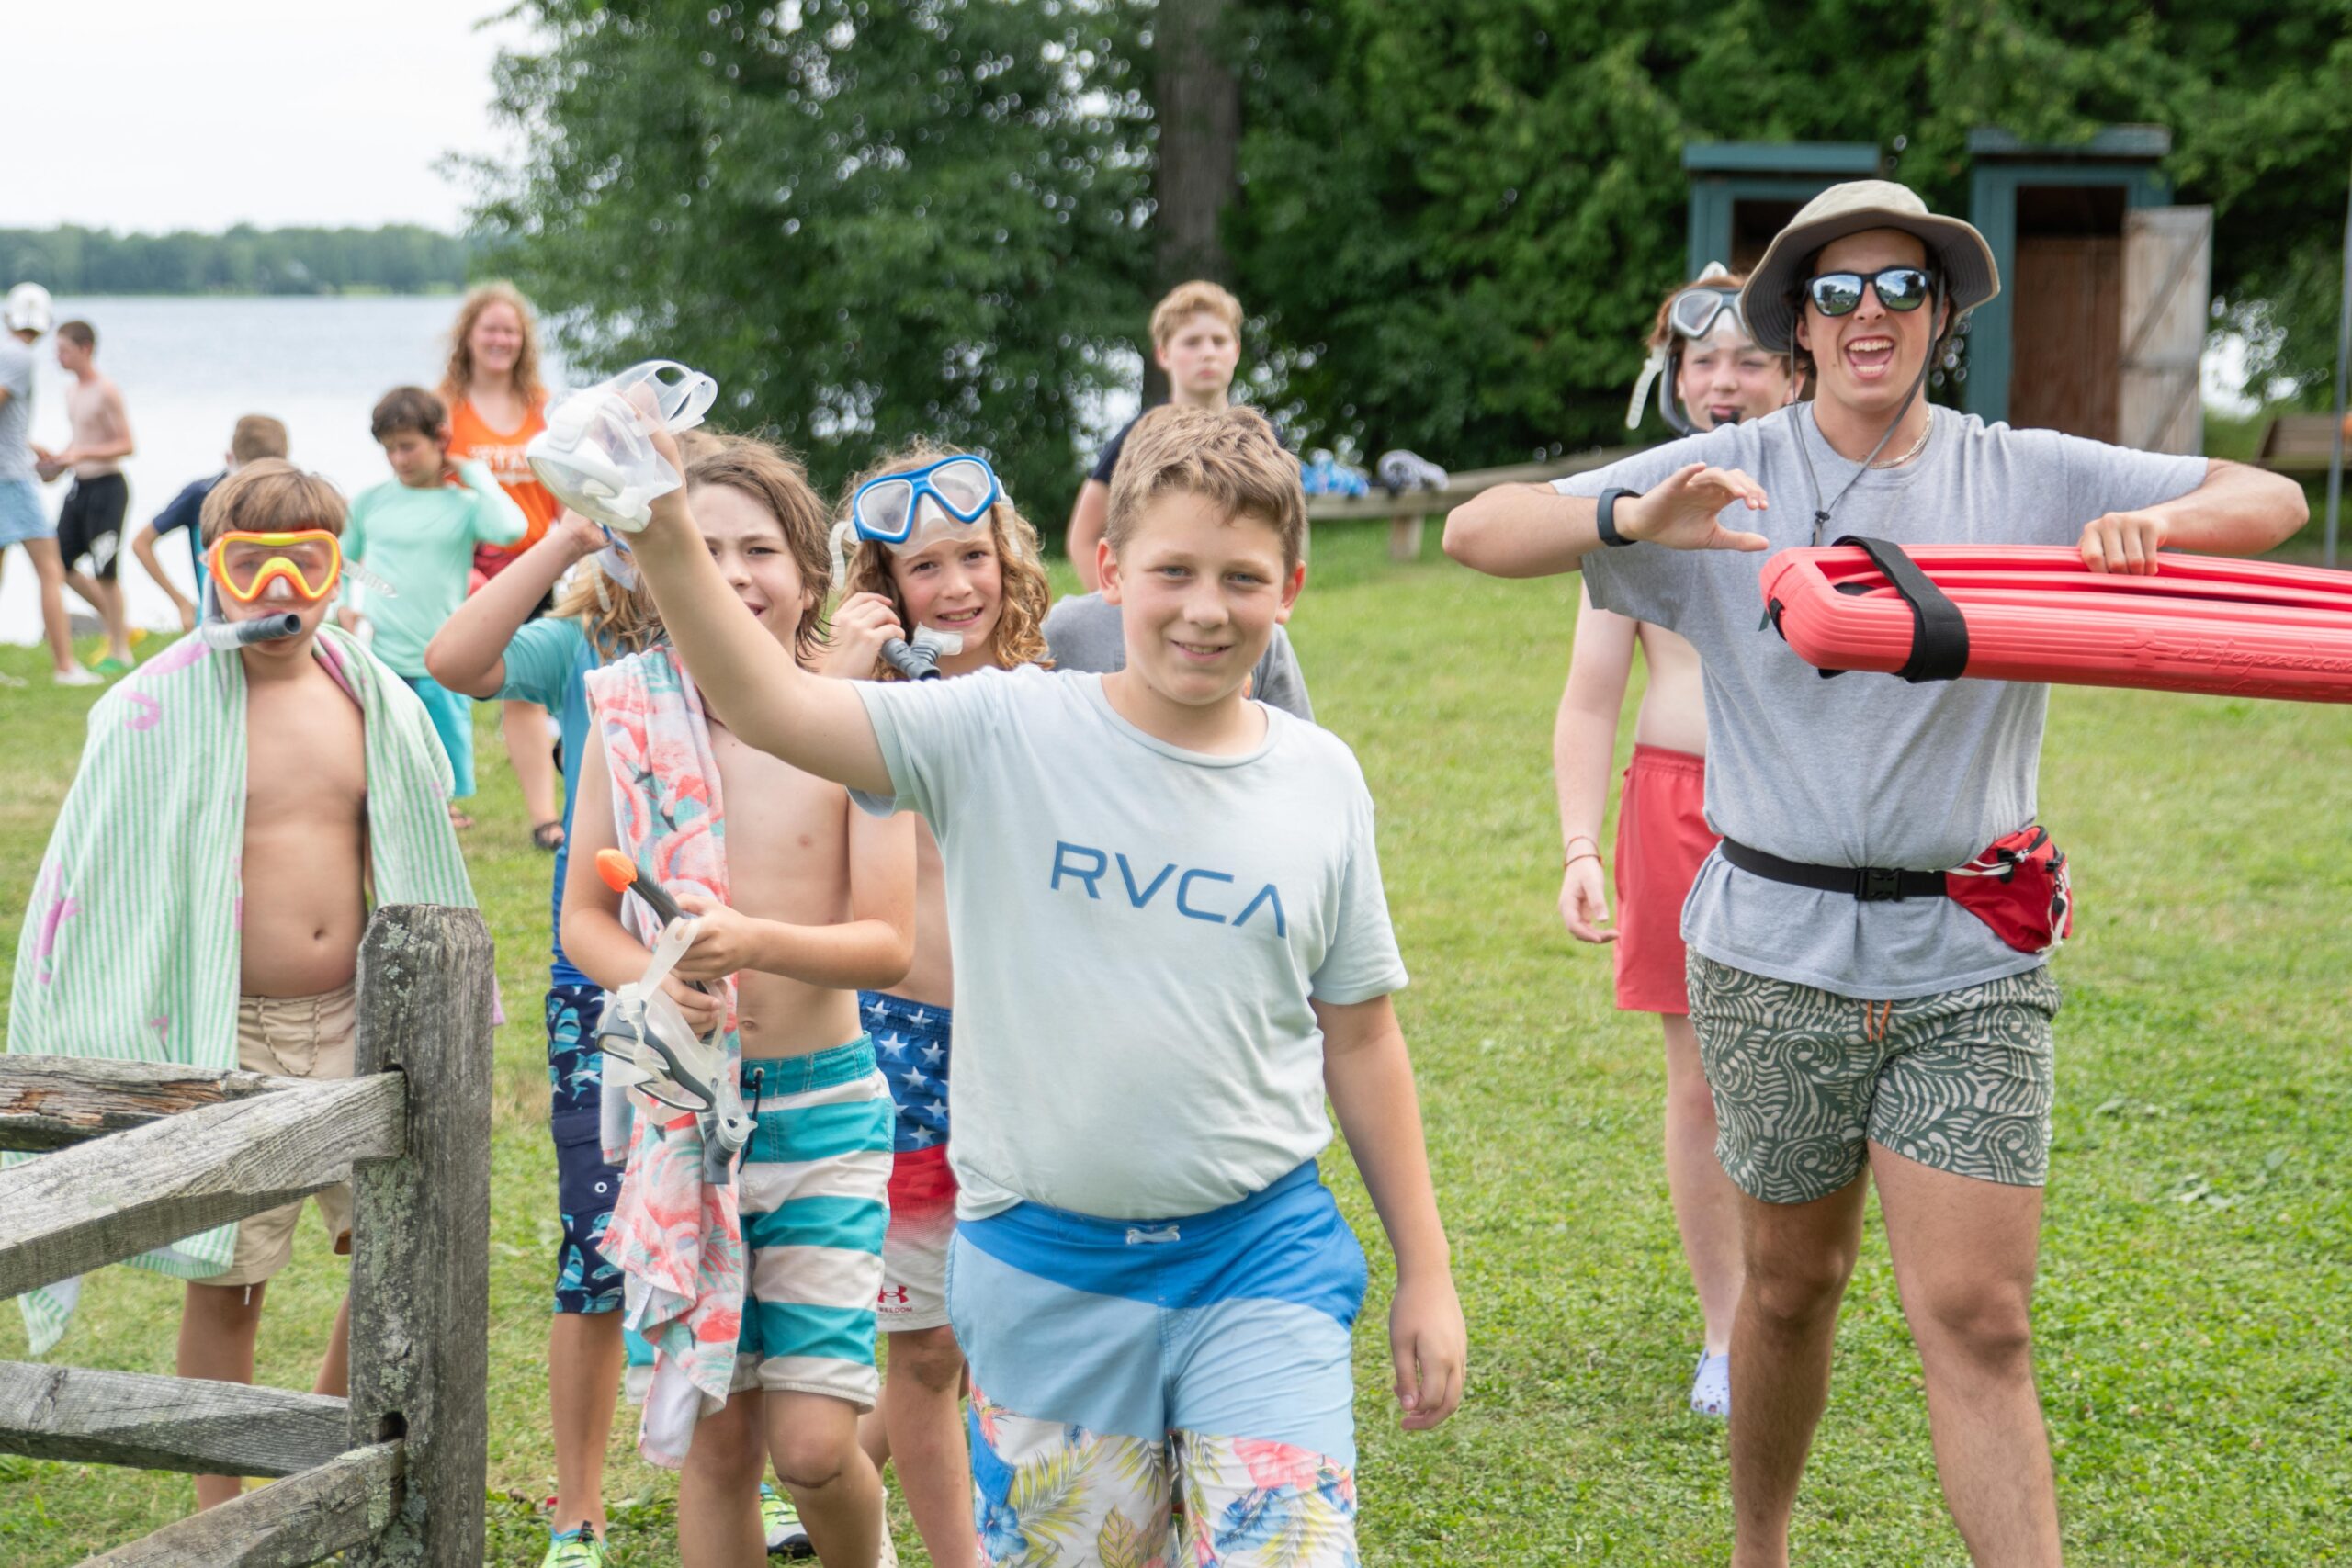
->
[207,528,345,605]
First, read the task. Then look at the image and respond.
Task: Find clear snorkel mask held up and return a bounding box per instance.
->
[526,360,719,533]
[1624,263,1751,437]
[831,454,1026,680]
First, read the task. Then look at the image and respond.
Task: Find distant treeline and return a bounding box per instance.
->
[0,224,472,297]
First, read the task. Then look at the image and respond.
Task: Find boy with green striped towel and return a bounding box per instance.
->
[6,458,477,1513]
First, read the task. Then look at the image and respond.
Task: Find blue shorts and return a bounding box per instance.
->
[731,1043,896,1408]
[951,1163,1368,1563]
[399,672,476,800]
[548,982,624,1314]
[0,479,52,548]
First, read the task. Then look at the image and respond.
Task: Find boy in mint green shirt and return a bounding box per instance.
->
[344,385,527,820]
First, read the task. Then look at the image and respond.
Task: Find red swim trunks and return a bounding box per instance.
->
[1611,744,1716,1015]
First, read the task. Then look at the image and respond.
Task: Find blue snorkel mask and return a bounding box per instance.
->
[831,454,1028,680]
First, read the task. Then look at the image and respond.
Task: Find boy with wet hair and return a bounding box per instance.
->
[1046,403,1317,720]
[345,385,529,826]
[620,403,1464,1565]
[136,413,291,630]
[7,458,476,1514]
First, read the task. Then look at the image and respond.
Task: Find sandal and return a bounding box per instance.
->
[532,820,567,852]
[447,808,477,831]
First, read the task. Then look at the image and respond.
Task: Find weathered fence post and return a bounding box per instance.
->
[343,905,494,1568]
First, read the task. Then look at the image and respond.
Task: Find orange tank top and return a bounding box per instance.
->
[447,394,559,566]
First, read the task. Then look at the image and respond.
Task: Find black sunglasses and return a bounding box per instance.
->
[1800,267,1938,318]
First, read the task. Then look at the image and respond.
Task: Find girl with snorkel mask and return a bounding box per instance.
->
[1557,266,1796,1420]
[813,445,1052,1568]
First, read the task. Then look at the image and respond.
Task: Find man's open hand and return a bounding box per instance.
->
[1623,464,1772,553]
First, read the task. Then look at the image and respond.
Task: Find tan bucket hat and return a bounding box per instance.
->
[1740,180,1999,355]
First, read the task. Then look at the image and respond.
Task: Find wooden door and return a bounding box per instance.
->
[2009,236,2122,440]
[2120,206,2213,455]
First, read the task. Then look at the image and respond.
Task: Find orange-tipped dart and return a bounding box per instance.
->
[595,848,688,927]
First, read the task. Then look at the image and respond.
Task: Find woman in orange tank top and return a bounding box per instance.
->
[439,282,568,851]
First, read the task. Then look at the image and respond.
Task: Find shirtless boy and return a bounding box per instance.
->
[562,433,917,1568]
[35,319,137,671]
[8,458,477,1516]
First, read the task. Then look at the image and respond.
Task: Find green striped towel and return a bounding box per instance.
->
[6,625,479,1355]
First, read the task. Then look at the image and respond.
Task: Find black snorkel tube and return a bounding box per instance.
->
[195,578,305,650]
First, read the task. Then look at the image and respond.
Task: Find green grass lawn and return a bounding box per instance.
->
[4,526,2348,1564]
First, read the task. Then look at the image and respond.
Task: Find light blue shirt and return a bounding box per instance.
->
[853,666,1407,1220]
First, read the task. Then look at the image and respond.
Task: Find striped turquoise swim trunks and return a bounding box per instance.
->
[729,1039,895,1409]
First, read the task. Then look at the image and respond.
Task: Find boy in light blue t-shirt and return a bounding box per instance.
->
[344,385,527,821]
[619,402,1465,1566]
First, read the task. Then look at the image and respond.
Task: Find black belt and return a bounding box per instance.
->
[1719,837,1945,903]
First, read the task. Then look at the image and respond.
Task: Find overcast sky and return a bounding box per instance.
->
[4,1,535,233]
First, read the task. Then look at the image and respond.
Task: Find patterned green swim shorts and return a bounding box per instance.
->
[1687,953,2062,1205]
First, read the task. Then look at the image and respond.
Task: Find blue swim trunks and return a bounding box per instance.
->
[548,982,624,1314]
[950,1162,1368,1565]
[732,1042,896,1408]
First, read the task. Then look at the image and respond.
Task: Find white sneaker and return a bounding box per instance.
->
[53,665,103,687]
[876,1494,899,1568]
[1690,1350,1731,1418]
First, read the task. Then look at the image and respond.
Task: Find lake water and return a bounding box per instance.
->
[1,295,565,645]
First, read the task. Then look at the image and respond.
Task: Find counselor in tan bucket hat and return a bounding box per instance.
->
[1738,179,2000,356]
[1444,164,2311,1568]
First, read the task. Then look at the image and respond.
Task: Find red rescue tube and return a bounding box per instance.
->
[1760,545,2352,703]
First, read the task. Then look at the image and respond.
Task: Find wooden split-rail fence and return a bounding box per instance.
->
[0,905,494,1566]
[1303,446,1644,561]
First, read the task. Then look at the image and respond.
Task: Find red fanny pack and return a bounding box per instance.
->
[1947,826,2074,954]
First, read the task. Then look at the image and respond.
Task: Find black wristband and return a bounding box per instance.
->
[1596,487,1638,547]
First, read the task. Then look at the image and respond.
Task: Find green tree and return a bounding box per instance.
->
[1226,0,2352,468]
[466,0,1156,525]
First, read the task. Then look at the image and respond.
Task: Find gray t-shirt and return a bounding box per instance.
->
[0,338,35,484]
[852,665,1406,1220]
[1560,405,2206,1000]
[1043,591,1316,722]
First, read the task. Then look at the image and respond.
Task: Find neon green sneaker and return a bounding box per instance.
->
[760,1483,812,1558]
[545,1522,607,1568]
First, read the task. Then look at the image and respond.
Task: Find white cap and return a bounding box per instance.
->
[5,283,53,335]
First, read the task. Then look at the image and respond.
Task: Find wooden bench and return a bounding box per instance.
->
[1304,449,1645,560]
[2255,413,2350,477]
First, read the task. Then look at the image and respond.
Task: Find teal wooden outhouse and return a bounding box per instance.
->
[1963,126,2208,451]
[1682,141,1882,278]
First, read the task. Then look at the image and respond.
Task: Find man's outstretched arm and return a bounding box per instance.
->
[1444,462,1772,579]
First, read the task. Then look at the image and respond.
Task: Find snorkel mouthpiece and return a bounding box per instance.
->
[198,612,305,650]
[880,625,966,682]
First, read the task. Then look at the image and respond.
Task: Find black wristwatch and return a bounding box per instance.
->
[1596,487,1639,547]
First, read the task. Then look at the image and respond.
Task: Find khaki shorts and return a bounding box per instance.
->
[1688,953,2061,1205]
[201,982,358,1288]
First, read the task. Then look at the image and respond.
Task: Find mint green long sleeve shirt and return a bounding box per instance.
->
[344,458,528,677]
